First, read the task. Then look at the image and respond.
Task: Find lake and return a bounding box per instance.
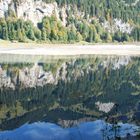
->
[0,54,140,140]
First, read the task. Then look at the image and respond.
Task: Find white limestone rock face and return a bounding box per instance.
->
[0,0,12,17]
[15,0,60,25]
[102,18,133,34]
[60,6,67,26]
[0,0,61,25]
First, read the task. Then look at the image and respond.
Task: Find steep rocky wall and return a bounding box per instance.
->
[0,0,133,33]
[0,0,67,26]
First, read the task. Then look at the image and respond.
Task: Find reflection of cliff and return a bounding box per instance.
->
[0,56,140,130]
[0,56,133,89]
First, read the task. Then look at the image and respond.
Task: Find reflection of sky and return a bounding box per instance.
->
[0,120,139,140]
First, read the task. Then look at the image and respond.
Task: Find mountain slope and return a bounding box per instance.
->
[0,0,140,43]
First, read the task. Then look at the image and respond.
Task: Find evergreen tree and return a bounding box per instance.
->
[34,27,41,40]
[27,29,35,41]
[42,28,47,41]
[76,32,83,42]
[68,25,77,42]
[17,29,24,42]
[42,17,51,39]
[113,32,122,42]
[2,25,9,40]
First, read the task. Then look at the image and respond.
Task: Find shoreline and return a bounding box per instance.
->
[0,43,140,56]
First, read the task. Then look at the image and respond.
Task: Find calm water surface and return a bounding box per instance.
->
[0,55,139,140]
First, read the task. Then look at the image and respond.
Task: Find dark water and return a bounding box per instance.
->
[0,55,140,139]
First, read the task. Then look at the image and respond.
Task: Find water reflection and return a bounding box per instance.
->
[0,120,139,140]
[0,55,140,139]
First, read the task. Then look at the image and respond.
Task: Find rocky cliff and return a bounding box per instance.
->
[0,0,67,26]
[0,0,134,33]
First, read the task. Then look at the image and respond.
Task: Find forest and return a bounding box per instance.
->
[0,0,140,43]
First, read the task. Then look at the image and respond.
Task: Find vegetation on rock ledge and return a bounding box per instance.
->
[0,0,140,43]
[0,15,140,43]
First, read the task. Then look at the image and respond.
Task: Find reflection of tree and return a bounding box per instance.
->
[101,123,121,139]
[101,103,140,140]
[101,118,121,140]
